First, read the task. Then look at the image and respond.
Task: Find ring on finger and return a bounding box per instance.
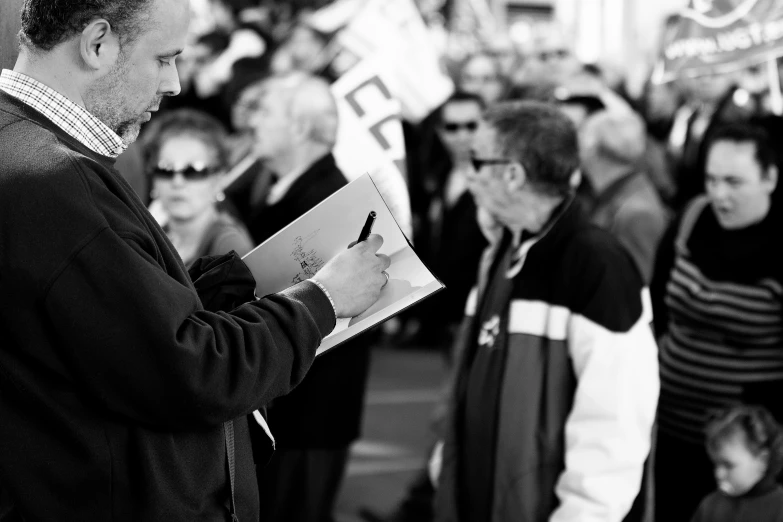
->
[382,270,390,287]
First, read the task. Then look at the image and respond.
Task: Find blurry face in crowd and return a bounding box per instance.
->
[85,0,189,146]
[467,122,528,231]
[682,73,733,105]
[172,42,212,92]
[437,99,483,161]
[249,86,294,162]
[710,431,768,497]
[152,134,223,221]
[531,33,580,82]
[705,140,777,230]
[460,55,504,105]
[287,25,328,73]
[232,83,263,133]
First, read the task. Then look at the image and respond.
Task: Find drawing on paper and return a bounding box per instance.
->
[291,230,326,284]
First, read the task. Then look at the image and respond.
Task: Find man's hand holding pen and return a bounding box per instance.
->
[313,234,391,318]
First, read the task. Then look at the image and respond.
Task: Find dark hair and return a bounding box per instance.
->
[483,100,579,197]
[435,90,485,125]
[706,405,783,478]
[705,122,776,174]
[20,0,153,52]
[141,109,230,172]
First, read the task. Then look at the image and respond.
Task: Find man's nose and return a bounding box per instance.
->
[160,64,182,97]
[711,182,730,200]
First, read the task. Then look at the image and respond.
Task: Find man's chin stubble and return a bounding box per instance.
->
[116,121,143,147]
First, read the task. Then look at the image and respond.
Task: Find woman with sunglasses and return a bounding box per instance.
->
[143,108,254,267]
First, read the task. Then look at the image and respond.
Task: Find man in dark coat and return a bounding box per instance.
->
[0,2,391,520]
[232,72,373,521]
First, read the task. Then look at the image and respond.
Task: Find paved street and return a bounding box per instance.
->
[335,344,448,522]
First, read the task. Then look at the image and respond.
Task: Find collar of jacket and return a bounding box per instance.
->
[505,195,578,278]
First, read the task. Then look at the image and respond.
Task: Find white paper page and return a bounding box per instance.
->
[241,174,443,354]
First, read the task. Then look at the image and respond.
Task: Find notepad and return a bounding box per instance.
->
[241,173,444,356]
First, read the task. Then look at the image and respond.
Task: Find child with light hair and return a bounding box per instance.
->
[691,405,783,521]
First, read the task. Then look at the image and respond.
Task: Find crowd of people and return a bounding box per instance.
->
[3,0,783,521]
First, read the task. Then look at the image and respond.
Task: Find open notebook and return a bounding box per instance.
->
[242,173,444,356]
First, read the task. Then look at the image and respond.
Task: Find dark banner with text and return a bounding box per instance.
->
[655,0,783,83]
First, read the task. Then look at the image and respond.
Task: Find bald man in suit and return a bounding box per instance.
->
[236,72,373,522]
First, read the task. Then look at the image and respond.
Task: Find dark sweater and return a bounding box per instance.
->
[0,91,335,521]
[691,479,783,522]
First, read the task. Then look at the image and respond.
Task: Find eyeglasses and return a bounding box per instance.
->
[538,49,570,62]
[471,156,513,172]
[150,165,220,180]
[443,121,479,133]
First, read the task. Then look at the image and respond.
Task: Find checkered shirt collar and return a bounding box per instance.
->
[0,69,126,158]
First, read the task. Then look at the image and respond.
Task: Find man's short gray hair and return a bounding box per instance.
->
[484,100,580,197]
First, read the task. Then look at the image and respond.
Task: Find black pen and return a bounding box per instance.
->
[357,211,377,243]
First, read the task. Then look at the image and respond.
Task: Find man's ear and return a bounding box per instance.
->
[569,169,582,190]
[766,165,778,193]
[291,113,312,143]
[79,19,121,71]
[505,161,526,191]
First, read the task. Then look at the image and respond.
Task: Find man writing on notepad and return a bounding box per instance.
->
[0,1,389,520]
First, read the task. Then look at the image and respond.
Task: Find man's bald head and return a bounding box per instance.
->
[256,72,339,148]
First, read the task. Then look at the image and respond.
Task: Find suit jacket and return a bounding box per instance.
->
[590,171,669,284]
[250,153,373,448]
[248,154,348,246]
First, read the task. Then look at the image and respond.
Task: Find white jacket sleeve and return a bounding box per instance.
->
[550,290,659,522]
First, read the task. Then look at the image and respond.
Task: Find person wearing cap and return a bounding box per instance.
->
[579,109,669,283]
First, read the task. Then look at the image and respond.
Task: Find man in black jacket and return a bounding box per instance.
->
[0,1,390,520]
[234,71,373,522]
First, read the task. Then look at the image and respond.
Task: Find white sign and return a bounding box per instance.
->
[331,60,412,238]
[308,0,454,123]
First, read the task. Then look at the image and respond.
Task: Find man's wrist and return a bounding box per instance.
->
[308,278,338,321]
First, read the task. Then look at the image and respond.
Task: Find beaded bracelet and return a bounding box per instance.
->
[308,278,337,322]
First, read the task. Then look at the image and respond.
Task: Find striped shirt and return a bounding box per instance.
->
[658,197,783,444]
[0,69,126,158]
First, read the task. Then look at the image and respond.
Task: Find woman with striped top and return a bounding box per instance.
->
[651,123,782,521]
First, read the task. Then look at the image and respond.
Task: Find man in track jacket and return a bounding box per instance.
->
[432,101,660,522]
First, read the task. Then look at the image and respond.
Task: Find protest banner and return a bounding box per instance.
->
[305,0,454,124]
[330,59,413,238]
[654,0,783,83]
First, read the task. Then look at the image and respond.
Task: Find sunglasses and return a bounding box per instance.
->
[443,121,479,133]
[471,156,513,172]
[150,165,219,180]
[538,49,570,62]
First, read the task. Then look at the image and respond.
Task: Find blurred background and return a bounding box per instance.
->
[5,0,783,521]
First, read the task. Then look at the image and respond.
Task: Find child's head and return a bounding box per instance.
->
[705,405,783,496]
